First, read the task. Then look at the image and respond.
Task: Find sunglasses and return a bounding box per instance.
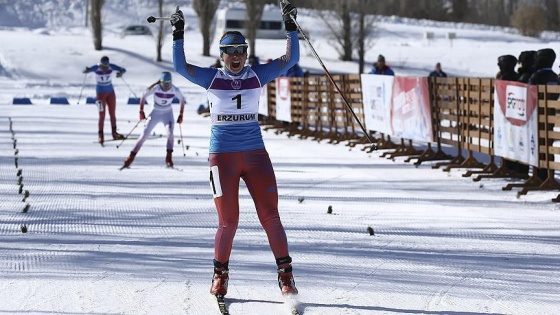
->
[221,45,248,55]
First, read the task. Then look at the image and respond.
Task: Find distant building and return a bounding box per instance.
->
[215,7,285,39]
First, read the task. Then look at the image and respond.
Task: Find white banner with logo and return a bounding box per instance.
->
[493,80,538,166]
[360,74,393,134]
[275,77,292,122]
[258,84,269,116]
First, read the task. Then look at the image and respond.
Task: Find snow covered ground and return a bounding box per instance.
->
[2,6,560,315]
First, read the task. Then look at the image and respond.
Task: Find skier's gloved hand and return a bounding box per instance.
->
[139,110,146,120]
[170,6,185,41]
[280,0,297,32]
[116,71,123,78]
[83,67,91,73]
[177,114,183,124]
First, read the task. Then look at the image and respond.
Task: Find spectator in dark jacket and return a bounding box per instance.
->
[369,55,395,76]
[517,51,536,83]
[528,48,559,181]
[496,55,519,81]
[284,63,304,78]
[529,48,559,86]
[429,62,447,77]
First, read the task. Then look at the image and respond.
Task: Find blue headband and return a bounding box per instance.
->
[220,33,247,54]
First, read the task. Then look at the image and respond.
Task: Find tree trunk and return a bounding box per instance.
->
[244,0,266,57]
[156,0,164,62]
[357,5,365,73]
[90,0,104,51]
[193,0,221,57]
[341,1,352,61]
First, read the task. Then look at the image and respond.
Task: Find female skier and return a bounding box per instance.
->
[83,56,127,145]
[121,72,185,169]
[170,0,299,298]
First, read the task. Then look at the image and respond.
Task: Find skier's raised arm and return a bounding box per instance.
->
[171,8,217,89]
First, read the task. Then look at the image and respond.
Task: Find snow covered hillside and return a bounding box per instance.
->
[1,3,560,315]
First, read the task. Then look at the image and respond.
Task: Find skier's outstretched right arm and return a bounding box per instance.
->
[171,8,217,90]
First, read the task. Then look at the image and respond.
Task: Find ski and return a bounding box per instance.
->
[284,295,301,315]
[165,166,184,172]
[118,166,183,171]
[215,294,229,315]
[93,137,137,144]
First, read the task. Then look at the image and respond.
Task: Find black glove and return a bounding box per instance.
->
[170,6,185,41]
[83,66,91,73]
[177,114,183,124]
[280,0,297,32]
[116,72,123,78]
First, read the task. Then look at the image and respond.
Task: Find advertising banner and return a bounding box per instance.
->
[360,74,394,134]
[275,77,292,122]
[258,84,268,116]
[391,77,433,142]
[493,80,538,166]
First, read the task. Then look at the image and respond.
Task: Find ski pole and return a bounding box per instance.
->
[117,119,142,148]
[147,6,178,23]
[77,73,87,105]
[178,122,186,157]
[120,76,138,98]
[288,11,378,151]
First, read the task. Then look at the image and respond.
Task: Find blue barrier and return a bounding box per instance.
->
[12,98,33,105]
[50,97,70,105]
[127,97,141,105]
[86,97,97,104]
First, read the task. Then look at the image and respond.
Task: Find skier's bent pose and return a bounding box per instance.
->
[122,72,185,168]
[171,1,299,297]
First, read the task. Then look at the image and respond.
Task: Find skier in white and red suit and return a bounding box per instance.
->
[122,72,186,169]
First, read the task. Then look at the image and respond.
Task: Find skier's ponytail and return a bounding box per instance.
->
[146,81,160,90]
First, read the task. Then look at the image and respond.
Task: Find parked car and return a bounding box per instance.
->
[120,25,152,38]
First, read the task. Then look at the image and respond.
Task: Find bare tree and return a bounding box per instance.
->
[315,1,353,61]
[244,0,267,57]
[90,0,104,50]
[314,0,375,65]
[156,0,164,61]
[354,0,376,73]
[193,0,221,56]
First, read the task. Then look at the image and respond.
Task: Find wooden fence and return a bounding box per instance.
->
[259,75,560,201]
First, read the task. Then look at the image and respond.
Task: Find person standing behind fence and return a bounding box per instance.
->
[528,48,559,181]
[121,72,185,169]
[517,51,537,83]
[496,55,519,81]
[429,62,447,78]
[83,56,127,145]
[171,0,300,298]
[369,54,395,76]
[284,62,304,78]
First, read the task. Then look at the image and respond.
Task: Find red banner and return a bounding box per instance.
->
[391,77,433,142]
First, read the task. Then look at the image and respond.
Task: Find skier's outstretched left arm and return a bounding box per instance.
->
[110,64,126,78]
